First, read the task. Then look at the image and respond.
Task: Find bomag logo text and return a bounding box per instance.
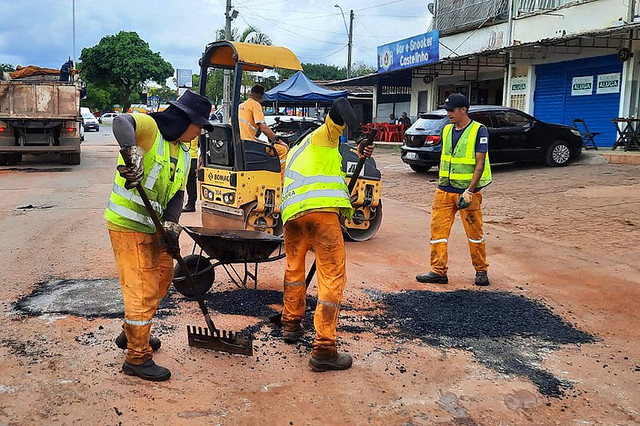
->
[214,173,230,183]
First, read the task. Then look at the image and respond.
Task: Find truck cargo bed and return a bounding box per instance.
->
[0,81,80,120]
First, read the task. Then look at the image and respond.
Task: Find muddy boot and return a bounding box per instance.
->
[115,331,161,352]
[309,352,353,372]
[416,271,448,284]
[474,271,490,286]
[283,323,304,344]
[122,359,171,382]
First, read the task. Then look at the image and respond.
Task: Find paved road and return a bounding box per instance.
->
[0,131,639,424]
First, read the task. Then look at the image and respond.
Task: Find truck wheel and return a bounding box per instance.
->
[410,164,432,173]
[6,153,21,165]
[68,153,81,165]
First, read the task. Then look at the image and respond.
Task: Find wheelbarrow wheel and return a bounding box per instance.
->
[172,254,215,298]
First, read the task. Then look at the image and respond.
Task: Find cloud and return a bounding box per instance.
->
[0,0,432,73]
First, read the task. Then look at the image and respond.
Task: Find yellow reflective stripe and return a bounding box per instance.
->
[144,162,163,190]
[468,237,485,244]
[239,118,258,131]
[107,201,154,228]
[112,183,163,215]
[281,188,349,211]
[318,299,340,308]
[449,172,475,180]
[124,318,152,326]
[450,157,476,165]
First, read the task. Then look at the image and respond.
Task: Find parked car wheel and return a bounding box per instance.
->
[409,164,432,173]
[546,140,572,167]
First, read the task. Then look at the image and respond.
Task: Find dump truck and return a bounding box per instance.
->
[0,68,83,165]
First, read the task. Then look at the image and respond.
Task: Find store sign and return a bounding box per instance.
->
[596,73,621,94]
[511,77,527,95]
[176,69,192,88]
[377,30,439,73]
[571,76,593,96]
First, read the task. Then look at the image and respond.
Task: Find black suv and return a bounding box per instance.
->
[401,106,584,172]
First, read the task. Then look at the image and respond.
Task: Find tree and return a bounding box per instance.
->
[79,31,173,112]
[148,85,178,104]
[0,63,15,74]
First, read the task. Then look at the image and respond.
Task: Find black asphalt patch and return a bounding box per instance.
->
[14,279,177,318]
[3,167,73,173]
[13,281,595,397]
[370,289,595,397]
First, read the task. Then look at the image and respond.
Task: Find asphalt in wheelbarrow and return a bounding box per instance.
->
[183,226,283,264]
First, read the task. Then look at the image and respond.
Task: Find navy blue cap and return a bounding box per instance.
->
[439,93,470,111]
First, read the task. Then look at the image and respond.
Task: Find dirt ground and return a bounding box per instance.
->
[0,130,639,425]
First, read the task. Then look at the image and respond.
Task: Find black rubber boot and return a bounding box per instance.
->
[309,352,353,372]
[416,271,448,284]
[122,359,171,382]
[283,323,304,344]
[475,271,490,286]
[115,331,161,352]
[182,205,196,213]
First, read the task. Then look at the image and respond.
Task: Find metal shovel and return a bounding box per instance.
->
[122,149,253,355]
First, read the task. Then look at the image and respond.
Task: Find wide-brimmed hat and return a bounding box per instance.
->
[439,93,470,111]
[168,90,214,131]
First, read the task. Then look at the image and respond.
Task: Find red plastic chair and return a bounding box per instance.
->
[361,123,372,137]
[373,123,386,141]
[385,123,402,142]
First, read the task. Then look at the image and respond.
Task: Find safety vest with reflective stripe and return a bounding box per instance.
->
[438,121,492,189]
[280,136,353,224]
[103,132,190,233]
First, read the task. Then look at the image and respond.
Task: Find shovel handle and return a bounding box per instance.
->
[120,148,218,333]
[304,128,377,288]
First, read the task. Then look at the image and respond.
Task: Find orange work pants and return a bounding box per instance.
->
[429,188,488,276]
[282,211,346,358]
[272,143,289,180]
[108,229,173,365]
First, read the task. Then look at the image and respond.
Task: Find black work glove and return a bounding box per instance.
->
[160,221,182,258]
[357,139,374,159]
[117,146,145,189]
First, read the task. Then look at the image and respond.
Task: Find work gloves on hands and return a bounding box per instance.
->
[458,189,473,209]
[160,221,182,258]
[117,146,145,189]
[357,139,374,159]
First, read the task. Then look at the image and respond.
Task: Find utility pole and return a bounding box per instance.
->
[223,0,232,122]
[347,9,353,79]
[72,0,76,65]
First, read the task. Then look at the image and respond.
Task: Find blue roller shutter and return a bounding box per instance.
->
[534,55,622,147]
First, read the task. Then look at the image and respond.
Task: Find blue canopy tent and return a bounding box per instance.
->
[264,71,347,103]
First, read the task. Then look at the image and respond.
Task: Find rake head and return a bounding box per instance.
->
[187,325,254,356]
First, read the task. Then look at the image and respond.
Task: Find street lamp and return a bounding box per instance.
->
[334,4,353,79]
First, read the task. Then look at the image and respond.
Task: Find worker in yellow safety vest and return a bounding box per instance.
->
[280,97,374,372]
[416,93,492,286]
[105,90,214,381]
[238,84,289,178]
[182,135,200,212]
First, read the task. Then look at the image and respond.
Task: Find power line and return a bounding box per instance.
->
[355,0,405,12]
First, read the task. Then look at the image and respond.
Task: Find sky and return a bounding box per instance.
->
[0,0,433,79]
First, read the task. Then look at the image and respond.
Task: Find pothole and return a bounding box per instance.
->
[14,279,177,318]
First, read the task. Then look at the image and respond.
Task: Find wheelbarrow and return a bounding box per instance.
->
[172,227,285,297]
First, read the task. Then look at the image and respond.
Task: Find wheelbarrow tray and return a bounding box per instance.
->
[183,227,283,263]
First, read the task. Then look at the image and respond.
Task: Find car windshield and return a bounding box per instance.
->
[82,113,95,120]
[410,114,448,132]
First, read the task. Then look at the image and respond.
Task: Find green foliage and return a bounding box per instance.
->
[79,31,173,113]
[351,62,376,77]
[148,85,178,103]
[0,63,15,74]
[80,81,116,112]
